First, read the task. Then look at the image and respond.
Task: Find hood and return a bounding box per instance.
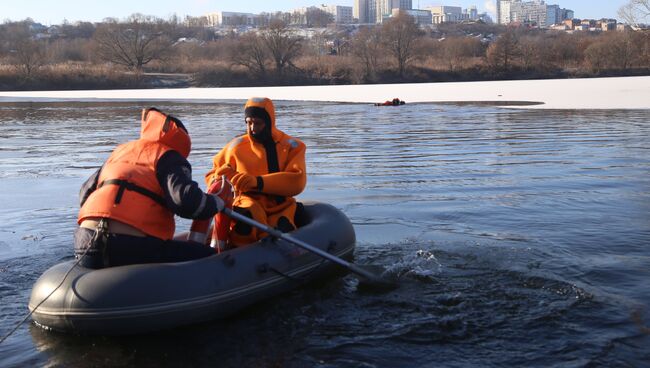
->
[244,97,279,142]
[140,108,191,158]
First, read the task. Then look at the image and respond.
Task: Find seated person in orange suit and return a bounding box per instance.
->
[205,97,307,247]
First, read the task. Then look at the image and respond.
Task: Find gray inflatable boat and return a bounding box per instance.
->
[28,202,355,335]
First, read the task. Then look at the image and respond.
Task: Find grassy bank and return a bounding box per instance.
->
[2,17,648,91]
[1,59,648,92]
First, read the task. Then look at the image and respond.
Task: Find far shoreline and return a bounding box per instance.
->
[0,76,648,110]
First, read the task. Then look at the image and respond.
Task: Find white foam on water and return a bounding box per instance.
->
[384,248,444,281]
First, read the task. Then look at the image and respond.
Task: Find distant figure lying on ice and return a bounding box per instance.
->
[375,98,406,106]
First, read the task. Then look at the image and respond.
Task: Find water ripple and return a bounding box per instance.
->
[0,101,649,367]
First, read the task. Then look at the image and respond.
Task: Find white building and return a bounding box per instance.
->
[354,0,412,23]
[426,6,467,24]
[515,0,548,25]
[205,11,261,27]
[497,1,574,26]
[321,5,354,24]
[390,9,433,24]
[499,1,512,24]
[376,0,390,23]
[205,11,262,27]
[467,6,479,20]
[354,0,371,23]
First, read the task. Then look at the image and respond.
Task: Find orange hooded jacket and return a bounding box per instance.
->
[78,108,191,240]
[205,97,306,244]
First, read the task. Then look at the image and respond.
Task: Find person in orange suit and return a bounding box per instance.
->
[76,108,227,268]
[205,97,307,247]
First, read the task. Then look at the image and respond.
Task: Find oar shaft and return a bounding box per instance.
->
[223,208,354,270]
[223,208,395,288]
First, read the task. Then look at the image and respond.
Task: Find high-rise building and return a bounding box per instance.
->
[427,6,466,24]
[468,6,478,20]
[321,5,354,24]
[497,0,574,26]
[381,0,412,22]
[368,0,378,23]
[391,8,432,24]
[391,0,413,10]
[355,0,412,23]
[496,0,502,24]
[354,0,370,23]
[205,11,261,27]
[514,0,548,25]
[498,1,513,24]
[562,9,574,20]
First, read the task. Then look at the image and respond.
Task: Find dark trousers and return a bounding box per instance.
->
[74,227,215,269]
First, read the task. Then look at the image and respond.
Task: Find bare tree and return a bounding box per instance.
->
[610,32,638,70]
[584,40,611,73]
[305,8,334,27]
[438,37,483,72]
[94,14,172,71]
[486,30,520,71]
[381,13,424,77]
[5,21,45,80]
[60,21,96,39]
[519,36,542,69]
[229,33,269,78]
[265,11,293,26]
[350,26,383,80]
[304,29,331,56]
[546,33,586,69]
[260,20,303,78]
[637,30,650,66]
[618,0,650,29]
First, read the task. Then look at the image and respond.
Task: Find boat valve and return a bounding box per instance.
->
[221,254,235,267]
[328,241,337,252]
[257,263,269,274]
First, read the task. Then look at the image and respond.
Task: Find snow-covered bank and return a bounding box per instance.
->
[1,76,648,109]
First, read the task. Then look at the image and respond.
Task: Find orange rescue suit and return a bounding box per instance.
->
[205,97,307,246]
[78,109,191,240]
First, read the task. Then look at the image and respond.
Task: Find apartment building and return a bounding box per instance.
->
[321,5,354,24]
[391,8,433,24]
[354,0,368,23]
[497,0,573,27]
[354,0,412,23]
[426,6,466,24]
[293,5,354,24]
[205,11,261,27]
[498,1,513,24]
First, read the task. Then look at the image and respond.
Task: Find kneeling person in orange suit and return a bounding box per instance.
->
[75,108,229,268]
[205,97,307,248]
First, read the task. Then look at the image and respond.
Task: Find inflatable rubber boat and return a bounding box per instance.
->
[28,202,355,335]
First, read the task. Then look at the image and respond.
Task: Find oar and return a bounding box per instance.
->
[223,208,398,289]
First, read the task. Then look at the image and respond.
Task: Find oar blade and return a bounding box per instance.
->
[350,264,399,291]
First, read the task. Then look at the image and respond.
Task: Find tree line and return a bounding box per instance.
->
[0,12,648,91]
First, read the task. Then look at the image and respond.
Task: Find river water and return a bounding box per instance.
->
[0,101,648,367]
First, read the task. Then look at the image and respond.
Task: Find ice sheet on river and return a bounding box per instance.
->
[1,76,649,109]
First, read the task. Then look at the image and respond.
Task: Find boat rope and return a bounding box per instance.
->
[0,230,95,345]
[268,256,330,284]
[0,255,84,344]
[268,266,305,282]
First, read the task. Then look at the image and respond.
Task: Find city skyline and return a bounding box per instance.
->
[1,0,629,25]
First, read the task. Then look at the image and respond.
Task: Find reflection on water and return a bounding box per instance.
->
[1,101,649,367]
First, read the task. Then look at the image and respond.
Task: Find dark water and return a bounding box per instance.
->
[0,101,649,367]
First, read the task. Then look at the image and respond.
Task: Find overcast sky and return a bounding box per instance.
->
[1,0,629,25]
